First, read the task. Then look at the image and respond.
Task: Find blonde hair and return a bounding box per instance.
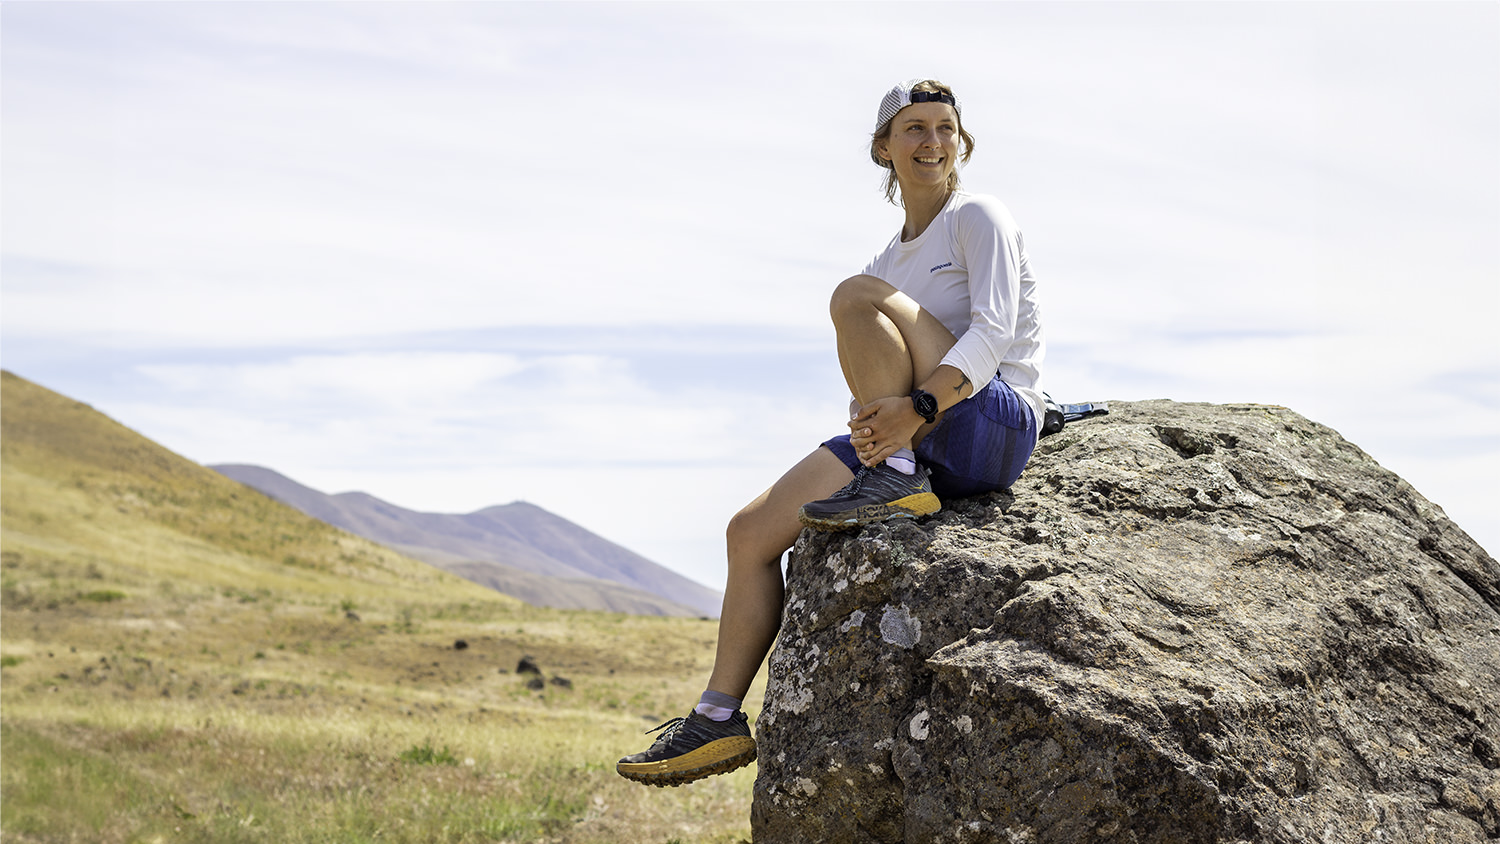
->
[869,79,975,206]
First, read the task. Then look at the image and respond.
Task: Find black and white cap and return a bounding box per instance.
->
[873,78,961,132]
[871,79,961,166]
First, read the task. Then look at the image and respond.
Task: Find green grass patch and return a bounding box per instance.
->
[0,721,172,841]
[81,589,127,603]
[397,742,460,766]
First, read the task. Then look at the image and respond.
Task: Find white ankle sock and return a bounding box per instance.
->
[885,448,917,475]
[694,690,740,722]
[693,703,736,721]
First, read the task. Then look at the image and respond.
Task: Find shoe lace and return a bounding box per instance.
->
[833,467,870,499]
[643,716,687,744]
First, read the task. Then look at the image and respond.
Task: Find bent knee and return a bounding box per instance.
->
[829,274,895,319]
[725,507,759,550]
[725,507,790,568]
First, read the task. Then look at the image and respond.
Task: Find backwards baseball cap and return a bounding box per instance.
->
[871,79,961,166]
[874,79,961,131]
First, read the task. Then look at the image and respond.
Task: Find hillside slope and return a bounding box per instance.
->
[0,370,515,606]
[0,370,760,843]
[212,464,723,617]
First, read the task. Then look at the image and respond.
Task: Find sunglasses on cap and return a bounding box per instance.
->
[909,91,956,107]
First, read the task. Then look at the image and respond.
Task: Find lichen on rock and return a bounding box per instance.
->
[752,400,1500,844]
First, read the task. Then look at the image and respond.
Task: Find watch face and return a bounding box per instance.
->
[913,391,938,419]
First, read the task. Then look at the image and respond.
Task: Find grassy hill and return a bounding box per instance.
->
[0,371,760,843]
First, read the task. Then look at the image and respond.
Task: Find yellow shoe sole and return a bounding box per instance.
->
[616,736,757,788]
[798,491,941,531]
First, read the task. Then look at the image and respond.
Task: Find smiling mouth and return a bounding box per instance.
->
[915,156,944,164]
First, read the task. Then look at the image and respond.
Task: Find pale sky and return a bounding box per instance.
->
[4,1,1497,591]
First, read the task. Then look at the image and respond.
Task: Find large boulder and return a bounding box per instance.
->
[752,400,1499,844]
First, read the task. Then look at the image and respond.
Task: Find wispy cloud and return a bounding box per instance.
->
[4,2,1496,584]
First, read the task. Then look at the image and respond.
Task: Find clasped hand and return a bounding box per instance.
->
[848,396,924,468]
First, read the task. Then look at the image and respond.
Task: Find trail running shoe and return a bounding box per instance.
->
[798,463,941,531]
[616,710,757,787]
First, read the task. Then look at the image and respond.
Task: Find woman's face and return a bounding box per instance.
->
[876,101,961,193]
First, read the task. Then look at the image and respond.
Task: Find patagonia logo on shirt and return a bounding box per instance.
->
[930,262,953,273]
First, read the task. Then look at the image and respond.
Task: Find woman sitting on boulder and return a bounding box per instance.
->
[617,78,1047,787]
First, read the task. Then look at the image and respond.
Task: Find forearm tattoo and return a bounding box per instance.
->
[954,373,972,395]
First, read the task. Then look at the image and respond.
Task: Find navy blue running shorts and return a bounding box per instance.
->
[822,376,1038,499]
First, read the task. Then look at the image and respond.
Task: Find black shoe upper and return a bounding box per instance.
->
[618,710,751,765]
[800,463,934,519]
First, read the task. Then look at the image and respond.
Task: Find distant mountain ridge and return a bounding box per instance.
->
[210,464,723,618]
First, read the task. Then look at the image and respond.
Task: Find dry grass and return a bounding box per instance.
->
[1,372,763,843]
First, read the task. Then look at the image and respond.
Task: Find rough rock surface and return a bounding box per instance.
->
[752,401,1499,844]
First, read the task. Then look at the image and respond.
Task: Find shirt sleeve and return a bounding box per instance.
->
[939,196,1024,392]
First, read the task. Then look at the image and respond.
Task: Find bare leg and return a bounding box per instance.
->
[832,274,959,411]
[705,277,955,701]
[705,447,854,701]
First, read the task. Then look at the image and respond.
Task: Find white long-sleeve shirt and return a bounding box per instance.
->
[862,191,1046,434]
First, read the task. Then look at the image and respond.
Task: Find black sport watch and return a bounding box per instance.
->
[909,389,938,424]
